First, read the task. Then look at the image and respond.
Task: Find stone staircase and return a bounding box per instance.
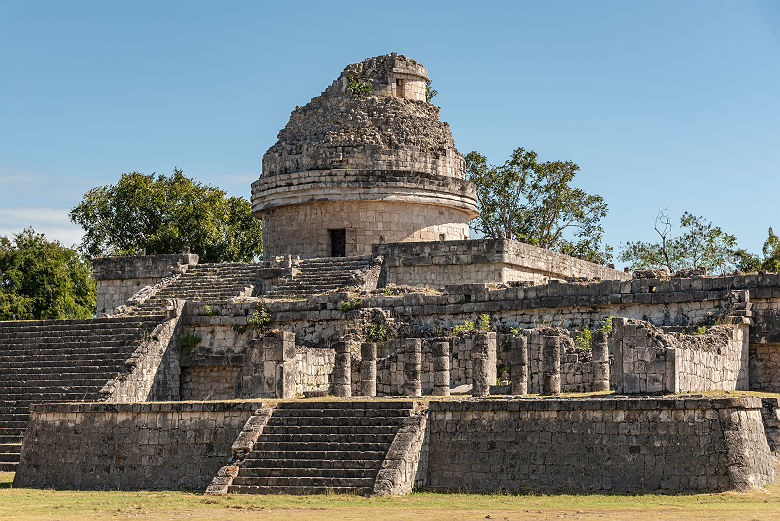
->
[0,315,164,472]
[130,263,263,315]
[228,400,415,495]
[265,256,374,298]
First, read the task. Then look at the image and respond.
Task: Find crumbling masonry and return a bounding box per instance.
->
[3,54,779,495]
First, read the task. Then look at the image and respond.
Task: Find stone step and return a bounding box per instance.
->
[240,457,383,470]
[230,476,375,488]
[271,407,412,418]
[0,434,23,444]
[250,441,390,452]
[264,416,407,428]
[237,466,377,479]
[0,462,17,472]
[261,424,400,436]
[227,484,371,495]
[0,443,22,452]
[259,433,395,444]
[247,449,386,461]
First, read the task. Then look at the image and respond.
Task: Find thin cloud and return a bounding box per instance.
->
[0,207,84,248]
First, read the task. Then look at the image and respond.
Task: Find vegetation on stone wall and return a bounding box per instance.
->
[346,74,372,99]
[425,80,438,102]
[620,211,737,274]
[0,228,96,320]
[69,169,263,263]
[178,332,201,354]
[466,148,612,264]
[453,313,492,334]
[339,297,362,313]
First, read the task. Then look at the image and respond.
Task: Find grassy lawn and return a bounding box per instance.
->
[2,469,779,521]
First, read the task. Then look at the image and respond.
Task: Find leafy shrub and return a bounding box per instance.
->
[425,80,438,102]
[347,74,372,99]
[203,305,219,316]
[453,314,491,335]
[365,322,390,342]
[248,302,271,333]
[339,298,362,313]
[575,327,592,350]
[179,332,201,354]
[693,325,707,335]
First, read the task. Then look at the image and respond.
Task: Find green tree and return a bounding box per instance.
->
[734,227,780,272]
[620,211,737,274]
[0,228,96,320]
[466,147,611,264]
[70,169,263,263]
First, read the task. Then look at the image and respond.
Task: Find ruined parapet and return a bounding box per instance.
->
[253,54,478,259]
[92,252,198,315]
[611,318,747,394]
[241,331,297,399]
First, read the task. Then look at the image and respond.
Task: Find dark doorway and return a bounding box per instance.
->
[329,229,346,257]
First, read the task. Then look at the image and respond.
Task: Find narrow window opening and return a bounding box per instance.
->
[396,78,405,98]
[329,229,346,257]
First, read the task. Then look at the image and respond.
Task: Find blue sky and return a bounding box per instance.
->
[1,0,778,266]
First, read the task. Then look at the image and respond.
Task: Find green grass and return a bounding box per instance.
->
[2,469,779,521]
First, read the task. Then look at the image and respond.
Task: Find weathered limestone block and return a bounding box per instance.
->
[471,332,496,397]
[241,331,296,398]
[510,335,528,395]
[333,341,352,397]
[542,335,561,395]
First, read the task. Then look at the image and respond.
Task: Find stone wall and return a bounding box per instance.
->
[750,343,780,392]
[180,366,239,400]
[260,199,471,258]
[375,239,629,288]
[13,401,257,490]
[92,253,198,315]
[294,345,334,395]
[425,397,775,493]
[611,318,747,394]
[100,301,184,402]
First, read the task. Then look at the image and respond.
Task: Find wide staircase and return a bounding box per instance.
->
[130,262,263,315]
[228,401,415,495]
[0,315,164,472]
[265,256,374,298]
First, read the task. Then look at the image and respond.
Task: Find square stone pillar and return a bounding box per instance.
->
[403,338,422,397]
[242,331,296,398]
[510,335,528,395]
[542,335,561,396]
[432,340,450,396]
[360,342,377,397]
[333,341,352,397]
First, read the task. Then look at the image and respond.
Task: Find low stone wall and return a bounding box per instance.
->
[13,401,258,490]
[750,343,780,392]
[612,318,747,393]
[180,366,239,400]
[374,238,629,288]
[92,253,198,315]
[425,397,775,493]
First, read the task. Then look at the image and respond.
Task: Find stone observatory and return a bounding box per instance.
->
[251,53,479,259]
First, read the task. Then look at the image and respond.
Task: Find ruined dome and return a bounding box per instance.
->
[261,53,465,178]
[252,54,479,259]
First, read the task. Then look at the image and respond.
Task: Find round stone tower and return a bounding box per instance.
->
[252,53,479,259]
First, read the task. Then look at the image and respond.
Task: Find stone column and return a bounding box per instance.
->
[541,335,561,396]
[403,338,422,397]
[472,333,491,397]
[360,342,377,397]
[591,330,610,392]
[432,340,450,396]
[510,335,528,395]
[333,341,352,397]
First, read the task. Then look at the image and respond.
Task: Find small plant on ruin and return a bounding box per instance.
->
[693,325,707,335]
[339,298,362,313]
[232,323,248,335]
[575,327,592,350]
[248,302,271,334]
[476,313,491,331]
[600,316,613,337]
[510,325,525,336]
[347,74,372,100]
[426,80,438,102]
[203,305,219,317]
[365,322,391,342]
[178,332,201,355]
[453,320,475,335]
